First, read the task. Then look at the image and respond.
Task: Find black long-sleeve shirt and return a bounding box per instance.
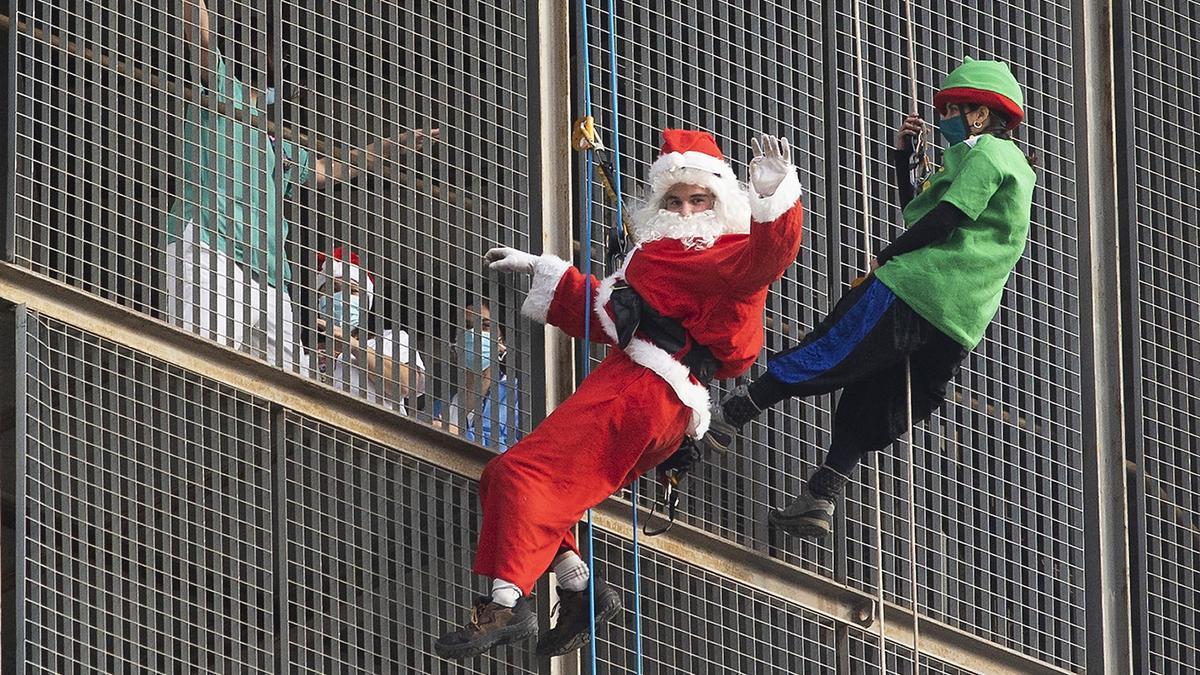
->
[877,149,966,265]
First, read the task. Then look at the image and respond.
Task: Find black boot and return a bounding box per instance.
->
[535,581,622,657]
[769,465,851,538]
[701,384,762,453]
[435,596,538,660]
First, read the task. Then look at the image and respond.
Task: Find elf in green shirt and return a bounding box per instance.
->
[696,57,1037,538]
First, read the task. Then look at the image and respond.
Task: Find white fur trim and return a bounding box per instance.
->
[592,263,626,343]
[592,254,711,438]
[649,150,728,177]
[624,336,712,438]
[639,166,752,241]
[521,255,571,324]
[749,169,802,223]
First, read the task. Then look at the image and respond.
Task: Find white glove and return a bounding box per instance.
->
[483,247,538,275]
[748,134,793,198]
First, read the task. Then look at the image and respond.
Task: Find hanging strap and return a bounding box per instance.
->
[901,0,924,662]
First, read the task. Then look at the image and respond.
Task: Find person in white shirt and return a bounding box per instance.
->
[311,247,425,415]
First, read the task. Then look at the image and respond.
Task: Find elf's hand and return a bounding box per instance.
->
[895,112,924,152]
[749,133,793,198]
[483,247,538,275]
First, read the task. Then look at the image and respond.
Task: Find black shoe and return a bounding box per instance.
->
[435,596,538,660]
[768,490,836,538]
[535,582,622,657]
[768,465,851,539]
[701,385,757,454]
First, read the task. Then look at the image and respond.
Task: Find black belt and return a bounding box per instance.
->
[609,283,719,384]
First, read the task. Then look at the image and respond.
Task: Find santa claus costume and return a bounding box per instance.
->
[435,129,805,660]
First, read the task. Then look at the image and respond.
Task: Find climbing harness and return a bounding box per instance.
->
[642,439,705,536]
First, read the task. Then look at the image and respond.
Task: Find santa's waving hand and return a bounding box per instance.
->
[436,129,804,661]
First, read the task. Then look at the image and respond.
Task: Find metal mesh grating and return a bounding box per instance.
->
[10,0,535,452]
[846,628,987,675]
[22,313,276,673]
[282,414,538,674]
[1129,1,1200,672]
[590,528,837,674]
[831,0,1087,668]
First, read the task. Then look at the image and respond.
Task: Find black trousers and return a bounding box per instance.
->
[749,277,968,475]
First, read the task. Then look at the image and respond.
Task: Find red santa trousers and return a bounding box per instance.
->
[473,349,691,595]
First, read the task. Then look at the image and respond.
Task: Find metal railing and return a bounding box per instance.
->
[8,0,534,456]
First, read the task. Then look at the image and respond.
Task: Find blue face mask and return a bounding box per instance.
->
[462,329,494,373]
[319,292,362,330]
[937,112,969,146]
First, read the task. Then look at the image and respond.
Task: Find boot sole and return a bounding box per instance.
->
[434,614,539,660]
[769,512,832,539]
[535,587,623,657]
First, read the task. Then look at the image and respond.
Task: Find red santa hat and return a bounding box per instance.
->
[316,247,375,310]
[640,129,750,238]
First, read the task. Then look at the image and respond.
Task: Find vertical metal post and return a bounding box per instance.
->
[269,404,291,672]
[1110,0,1151,671]
[1073,1,1134,672]
[1,0,17,262]
[820,0,849,593]
[267,0,285,369]
[528,0,575,673]
[1,302,28,675]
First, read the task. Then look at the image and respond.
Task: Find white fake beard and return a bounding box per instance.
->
[629,208,730,251]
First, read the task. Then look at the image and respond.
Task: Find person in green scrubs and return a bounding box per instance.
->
[168,0,432,364]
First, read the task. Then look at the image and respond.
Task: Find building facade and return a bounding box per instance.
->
[0,0,1194,673]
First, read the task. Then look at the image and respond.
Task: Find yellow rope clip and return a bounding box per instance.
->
[571,115,605,152]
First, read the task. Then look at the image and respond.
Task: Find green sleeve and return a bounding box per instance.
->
[939,147,1004,221]
[292,143,313,187]
[280,141,312,196]
[202,45,230,98]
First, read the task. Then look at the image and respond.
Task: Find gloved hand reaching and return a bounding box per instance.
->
[483,247,539,275]
[748,133,793,198]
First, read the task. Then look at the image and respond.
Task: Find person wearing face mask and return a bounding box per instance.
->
[438,300,521,452]
[681,57,1037,540]
[312,247,426,416]
[435,129,805,660]
[167,0,436,365]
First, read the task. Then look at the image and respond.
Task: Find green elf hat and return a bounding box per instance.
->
[933,56,1025,129]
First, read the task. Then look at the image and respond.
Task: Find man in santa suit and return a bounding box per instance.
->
[434,129,805,660]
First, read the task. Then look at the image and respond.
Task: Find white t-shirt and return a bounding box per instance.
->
[311,329,426,415]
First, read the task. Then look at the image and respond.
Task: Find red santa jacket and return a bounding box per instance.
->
[522,174,804,438]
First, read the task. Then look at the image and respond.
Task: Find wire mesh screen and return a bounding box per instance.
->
[906,1,1086,668]
[281,413,539,675]
[22,314,276,673]
[831,0,1086,669]
[1129,1,1200,672]
[846,628,987,675]
[590,529,837,674]
[10,0,534,453]
[583,0,835,577]
[583,0,1085,670]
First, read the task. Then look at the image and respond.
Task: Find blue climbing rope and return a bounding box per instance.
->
[576,1,642,673]
[601,2,646,672]
[575,2,600,673]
